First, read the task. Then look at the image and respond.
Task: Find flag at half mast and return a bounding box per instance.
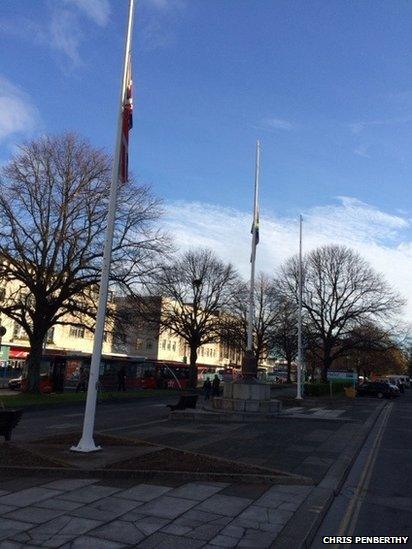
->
[250,140,260,262]
[119,54,133,183]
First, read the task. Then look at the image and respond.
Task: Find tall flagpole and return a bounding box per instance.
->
[72,0,135,452]
[246,140,260,355]
[296,214,303,400]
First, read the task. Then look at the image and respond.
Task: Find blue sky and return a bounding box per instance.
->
[1,0,412,317]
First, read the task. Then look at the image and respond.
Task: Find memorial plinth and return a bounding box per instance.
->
[212,381,282,415]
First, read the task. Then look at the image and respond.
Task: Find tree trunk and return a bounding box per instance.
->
[321,353,333,383]
[188,346,198,390]
[286,359,292,383]
[26,335,45,393]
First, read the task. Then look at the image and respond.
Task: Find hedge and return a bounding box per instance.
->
[304,380,353,396]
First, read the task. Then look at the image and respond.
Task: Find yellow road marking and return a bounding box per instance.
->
[333,402,393,549]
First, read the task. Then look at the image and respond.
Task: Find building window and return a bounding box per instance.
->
[0,289,5,301]
[116,333,127,345]
[200,348,204,356]
[69,326,85,338]
[167,340,171,351]
[13,322,28,340]
[136,338,143,350]
[103,331,109,342]
[46,328,54,344]
[172,341,176,352]
[146,339,153,350]
[162,339,166,350]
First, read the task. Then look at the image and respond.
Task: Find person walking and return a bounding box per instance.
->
[212,374,220,397]
[117,365,126,392]
[203,378,212,400]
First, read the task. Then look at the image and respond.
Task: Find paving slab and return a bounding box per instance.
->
[0,519,35,542]
[238,528,278,548]
[166,483,224,501]
[16,516,102,548]
[68,495,140,521]
[125,516,170,536]
[0,542,40,549]
[116,483,172,502]
[0,507,17,517]
[41,479,99,491]
[91,519,146,545]
[255,485,311,508]
[35,498,85,512]
[219,524,245,538]
[59,485,120,503]
[0,489,63,508]
[60,535,125,548]
[237,504,293,525]
[138,531,205,548]
[2,507,65,525]
[161,523,193,535]
[196,494,253,517]
[209,534,238,547]
[136,495,198,519]
[179,509,227,523]
[186,523,226,541]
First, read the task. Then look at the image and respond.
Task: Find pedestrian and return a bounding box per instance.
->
[117,365,126,392]
[212,374,220,397]
[76,366,87,393]
[203,378,212,400]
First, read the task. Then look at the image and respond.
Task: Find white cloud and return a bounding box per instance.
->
[0,1,110,68]
[50,9,83,66]
[0,77,39,142]
[65,0,110,27]
[261,118,296,131]
[354,144,370,158]
[163,197,412,320]
[349,116,412,135]
[146,0,184,10]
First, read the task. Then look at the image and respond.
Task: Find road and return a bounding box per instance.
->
[12,395,172,442]
[12,384,298,443]
[312,390,412,547]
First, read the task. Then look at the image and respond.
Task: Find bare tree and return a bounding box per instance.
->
[0,133,166,392]
[270,293,298,383]
[144,248,238,388]
[343,322,406,378]
[280,244,404,382]
[221,273,280,366]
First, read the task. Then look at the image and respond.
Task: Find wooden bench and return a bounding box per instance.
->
[0,410,23,441]
[167,394,198,411]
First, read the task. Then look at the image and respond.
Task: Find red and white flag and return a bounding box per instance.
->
[119,54,133,183]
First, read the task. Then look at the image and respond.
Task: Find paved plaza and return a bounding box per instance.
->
[0,477,311,548]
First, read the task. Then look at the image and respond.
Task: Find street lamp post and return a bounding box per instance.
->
[296,214,303,400]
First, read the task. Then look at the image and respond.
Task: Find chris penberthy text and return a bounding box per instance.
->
[322,537,409,545]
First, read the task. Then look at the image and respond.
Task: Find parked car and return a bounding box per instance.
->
[357,381,399,399]
[8,376,22,391]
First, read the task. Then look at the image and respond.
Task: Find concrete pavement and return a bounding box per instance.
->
[0,477,311,547]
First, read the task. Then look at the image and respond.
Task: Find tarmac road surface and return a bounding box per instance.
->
[12,395,172,442]
[311,390,412,547]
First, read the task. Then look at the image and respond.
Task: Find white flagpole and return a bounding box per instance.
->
[246,140,260,354]
[296,214,303,400]
[72,0,135,453]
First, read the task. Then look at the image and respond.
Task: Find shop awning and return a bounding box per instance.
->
[9,350,28,359]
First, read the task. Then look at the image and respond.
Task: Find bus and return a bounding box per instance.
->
[20,352,191,393]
